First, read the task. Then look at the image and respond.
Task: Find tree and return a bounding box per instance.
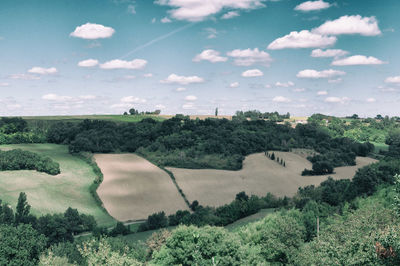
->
[189,200,199,211]
[129,108,136,115]
[236,191,249,201]
[15,192,31,224]
[215,107,218,117]
[123,112,128,116]
[0,224,47,266]
[271,153,275,160]
[109,222,130,237]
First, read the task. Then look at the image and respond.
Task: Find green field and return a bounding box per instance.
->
[20,114,166,125]
[0,143,115,227]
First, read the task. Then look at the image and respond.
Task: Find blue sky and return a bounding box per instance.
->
[0,0,399,117]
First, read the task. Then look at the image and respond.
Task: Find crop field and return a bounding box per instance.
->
[0,144,115,226]
[95,154,188,222]
[168,152,377,207]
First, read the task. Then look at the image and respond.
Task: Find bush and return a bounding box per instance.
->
[0,149,60,175]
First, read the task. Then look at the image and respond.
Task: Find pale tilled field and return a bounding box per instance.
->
[95,154,188,221]
[168,152,377,207]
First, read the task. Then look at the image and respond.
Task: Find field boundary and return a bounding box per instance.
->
[74,152,116,223]
[135,152,191,208]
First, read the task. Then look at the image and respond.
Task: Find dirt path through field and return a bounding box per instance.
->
[168,152,377,207]
[95,154,188,221]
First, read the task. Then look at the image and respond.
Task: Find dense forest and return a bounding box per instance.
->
[45,116,374,174]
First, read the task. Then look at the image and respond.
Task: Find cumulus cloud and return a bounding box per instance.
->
[120,96,147,103]
[176,87,187,92]
[332,55,385,66]
[230,82,240,88]
[42,94,73,101]
[317,90,328,95]
[78,59,99,67]
[242,69,263,77]
[155,0,265,22]
[324,96,350,103]
[227,48,272,66]
[294,0,331,11]
[293,88,306,92]
[313,15,381,36]
[221,11,240,19]
[385,76,400,84]
[272,96,291,103]
[296,69,345,79]
[267,30,336,50]
[100,59,147,69]
[204,28,218,39]
[275,81,294,87]
[161,17,172,23]
[0,82,10,87]
[155,104,166,109]
[193,49,228,63]
[28,67,57,75]
[161,74,204,85]
[328,78,342,83]
[185,95,197,101]
[311,49,349,58]
[70,23,115,39]
[9,74,40,80]
[182,102,196,110]
[79,95,96,100]
[366,98,376,103]
[143,73,153,78]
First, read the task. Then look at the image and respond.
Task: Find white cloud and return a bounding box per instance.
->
[332,55,385,66]
[100,59,147,69]
[221,11,240,19]
[317,90,328,95]
[110,103,132,109]
[0,82,9,87]
[385,76,400,84]
[42,94,72,101]
[242,69,263,77]
[9,74,40,80]
[78,59,99,67]
[272,96,291,103]
[275,81,294,87]
[127,4,136,14]
[79,95,96,100]
[151,18,157,23]
[294,0,331,12]
[311,49,349,58]
[324,96,350,103]
[193,49,228,63]
[155,0,265,22]
[185,95,197,101]
[28,67,57,75]
[176,87,187,92]
[155,104,166,109]
[205,28,218,39]
[230,82,239,88]
[267,30,336,50]
[227,48,272,66]
[313,15,381,36]
[143,73,153,78]
[70,23,115,39]
[182,103,196,110]
[161,74,204,85]
[297,69,346,79]
[161,17,172,23]
[328,78,342,83]
[120,96,147,103]
[366,98,376,103]
[293,88,306,92]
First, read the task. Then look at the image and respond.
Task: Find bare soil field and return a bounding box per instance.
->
[168,152,377,207]
[95,154,188,221]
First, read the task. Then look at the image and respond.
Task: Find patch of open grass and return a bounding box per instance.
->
[225,208,275,231]
[0,143,115,227]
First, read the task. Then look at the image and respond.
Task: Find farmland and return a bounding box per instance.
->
[0,143,115,226]
[169,152,377,207]
[95,153,189,221]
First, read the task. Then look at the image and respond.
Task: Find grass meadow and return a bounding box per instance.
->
[0,143,115,227]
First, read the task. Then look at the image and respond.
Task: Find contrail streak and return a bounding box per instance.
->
[120,23,196,59]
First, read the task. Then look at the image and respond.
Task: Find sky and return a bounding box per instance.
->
[0,0,399,117]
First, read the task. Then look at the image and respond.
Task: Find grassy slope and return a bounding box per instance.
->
[0,143,115,227]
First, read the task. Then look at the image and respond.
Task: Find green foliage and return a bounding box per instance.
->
[0,149,60,175]
[152,225,259,266]
[78,237,142,266]
[0,224,47,266]
[15,192,31,224]
[239,209,306,264]
[394,174,400,216]
[39,251,73,266]
[109,222,130,237]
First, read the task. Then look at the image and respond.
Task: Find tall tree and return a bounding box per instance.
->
[15,192,30,224]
